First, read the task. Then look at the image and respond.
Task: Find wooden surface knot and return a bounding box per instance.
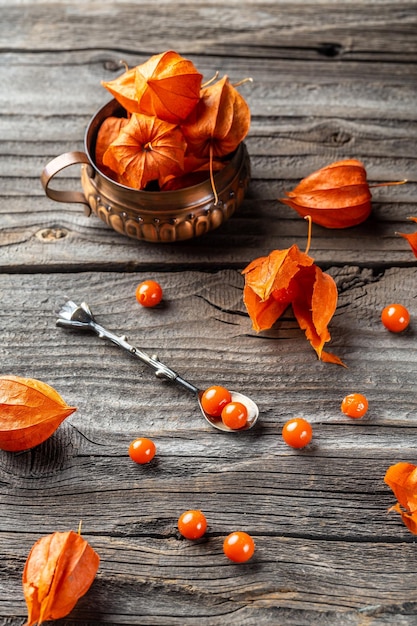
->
[35,228,69,242]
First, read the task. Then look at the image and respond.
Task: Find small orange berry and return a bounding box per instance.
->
[135,280,163,307]
[128,437,156,464]
[341,393,368,419]
[282,418,313,449]
[178,510,207,540]
[381,304,410,333]
[223,531,255,563]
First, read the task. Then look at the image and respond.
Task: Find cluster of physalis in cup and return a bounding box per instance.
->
[97,50,251,196]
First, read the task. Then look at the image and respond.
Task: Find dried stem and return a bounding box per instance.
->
[209,143,219,206]
[233,77,253,88]
[369,179,407,189]
[118,59,129,73]
[304,215,312,255]
[202,71,219,88]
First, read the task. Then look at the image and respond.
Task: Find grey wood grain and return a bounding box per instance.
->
[1,1,417,624]
[0,3,416,269]
[1,267,417,623]
[1,2,416,59]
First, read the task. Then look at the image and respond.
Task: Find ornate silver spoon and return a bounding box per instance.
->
[56,300,259,432]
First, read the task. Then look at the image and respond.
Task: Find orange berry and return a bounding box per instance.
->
[221,401,248,430]
[341,393,368,419]
[381,303,410,332]
[135,280,163,307]
[282,418,313,449]
[223,531,255,563]
[128,437,156,464]
[201,386,231,417]
[178,510,207,539]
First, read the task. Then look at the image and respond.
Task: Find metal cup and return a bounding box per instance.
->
[41,99,251,243]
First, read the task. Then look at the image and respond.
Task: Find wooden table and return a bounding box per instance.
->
[1,2,417,624]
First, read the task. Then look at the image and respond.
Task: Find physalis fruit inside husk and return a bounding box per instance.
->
[242,218,344,365]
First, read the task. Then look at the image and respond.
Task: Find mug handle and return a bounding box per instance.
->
[41,151,92,216]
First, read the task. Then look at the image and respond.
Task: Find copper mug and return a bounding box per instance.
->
[41,99,251,243]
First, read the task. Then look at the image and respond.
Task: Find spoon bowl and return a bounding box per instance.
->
[197,390,259,432]
[56,300,260,432]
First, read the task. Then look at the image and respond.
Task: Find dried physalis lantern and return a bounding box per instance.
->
[398,217,417,258]
[0,375,76,451]
[280,159,406,228]
[242,218,344,365]
[101,50,203,123]
[23,529,100,626]
[181,75,251,158]
[134,50,203,123]
[102,113,187,189]
[159,154,225,191]
[101,65,140,114]
[181,74,251,202]
[95,116,129,178]
[384,462,417,534]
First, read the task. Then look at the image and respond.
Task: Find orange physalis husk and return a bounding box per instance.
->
[101,51,202,124]
[134,50,202,124]
[101,66,141,114]
[384,462,417,534]
[398,217,417,258]
[182,75,251,158]
[95,115,129,177]
[160,154,225,191]
[0,375,76,452]
[281,159,407,228]
[181,75,250,202]
[23,530,100,626]
[242,245,344,365]
[102,113,186,189]
[280,159,372,228]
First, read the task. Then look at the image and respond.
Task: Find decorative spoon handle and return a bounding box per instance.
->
[56,301,198,394]
[56,300,259,432]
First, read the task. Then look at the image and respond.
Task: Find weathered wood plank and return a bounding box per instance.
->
[0,267,417,624]
[2,2,417,624]
[2,51,416,119]
[2,532,417,625]
[1,2,416,60]
[1,191,416,271]
[1,266,416,431]
[1,38,415,269]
